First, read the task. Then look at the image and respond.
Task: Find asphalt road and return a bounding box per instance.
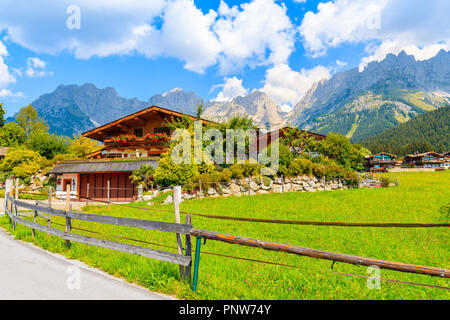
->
[0,228,172,300]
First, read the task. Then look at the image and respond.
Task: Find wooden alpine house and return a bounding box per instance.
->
[49,105,213,201]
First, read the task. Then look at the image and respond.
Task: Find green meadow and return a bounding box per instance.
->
[1,170,449,299]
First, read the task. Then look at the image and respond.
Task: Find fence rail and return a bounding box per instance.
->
[190,229,450,278]
[5,193,192,268]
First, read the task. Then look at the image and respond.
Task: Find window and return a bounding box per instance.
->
[154,127,171,135]
[133,128,143,137]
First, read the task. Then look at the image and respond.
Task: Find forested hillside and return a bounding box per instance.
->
[360,106,449,155]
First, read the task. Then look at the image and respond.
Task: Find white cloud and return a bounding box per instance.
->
[214,0,295,73]
[0,88,23,98]
[136,0,221,73]
[0,0,296,74]
[0,40,16,89]
[300,0,450,66]
[0,0,167,59]
[261,63,330,107]
[336,60,347,68]
[212,77,248,102]
[25,57,53,78]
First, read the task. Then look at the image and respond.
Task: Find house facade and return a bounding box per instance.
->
[364,152,397,172]
[82,105,211,159]
[403,152,446,168]
[49,105,213,201]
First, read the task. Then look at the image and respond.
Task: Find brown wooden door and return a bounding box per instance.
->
[79,172,136,201]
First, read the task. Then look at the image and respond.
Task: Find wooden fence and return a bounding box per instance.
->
[4,192,193,278]
[3,180,449,293]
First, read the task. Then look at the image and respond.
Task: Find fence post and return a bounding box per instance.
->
[173,186,184,279]
[193,236,202,292]
[357,172,361,188]
[247,177,251,196]
[15,178,19,200]
[4,178,12,216]
[32,200,38,239]
[198,180,202,199]
[86,183,89,206]
[4,179,12,225]
[396,177,399,187]
[137,184,143,202]
[65,185,71,248]
[281,174,285,193]
[48,186,52,207]
[184,214,192,280]
[107,180,111,208]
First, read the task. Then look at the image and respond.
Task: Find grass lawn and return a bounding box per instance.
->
[1,170,449,299]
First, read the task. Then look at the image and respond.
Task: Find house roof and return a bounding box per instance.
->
[364,152,397,159]
[82,105,214,141]
[48,159,158,174]
[404,151,443,158]
[256,127,326,145]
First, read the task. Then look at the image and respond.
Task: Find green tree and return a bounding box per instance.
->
[0,122,26,147]
[0,148,45,180]
[196,102,204,120]
[27,129,69,159]
[319,132,365,171]
[0,103,5,127]
[15,104,47,137]
[68,135,101,158]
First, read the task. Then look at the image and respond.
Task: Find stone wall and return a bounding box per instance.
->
[161,175,352,204]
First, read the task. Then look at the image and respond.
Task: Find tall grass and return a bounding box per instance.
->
[1,170,449,299]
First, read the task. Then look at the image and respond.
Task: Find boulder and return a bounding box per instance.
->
[142,195,153,201]
[162,195,173,204]
[249,181,260,191]
[261,179,273,190]
[207,187,216,195]
[230,183,240,194]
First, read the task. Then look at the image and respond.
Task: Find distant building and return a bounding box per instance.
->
[403,152,446,168]
[0,147,7,161]
[364,152,398,172]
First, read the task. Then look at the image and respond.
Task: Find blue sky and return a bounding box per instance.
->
[0,0,449,116]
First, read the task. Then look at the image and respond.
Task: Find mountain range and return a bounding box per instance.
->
[6,50,449,142]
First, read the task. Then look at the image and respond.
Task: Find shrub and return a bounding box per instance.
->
[439,202,450,218]
[289,158,313,177]
[0,148,44,180]
[262,176,272,187]
[242,163,259,177]
[153,153,199,187]
[130,164,155,188]
[229,164,244,179]
[380,176,390,188]
[312,163,326,178]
